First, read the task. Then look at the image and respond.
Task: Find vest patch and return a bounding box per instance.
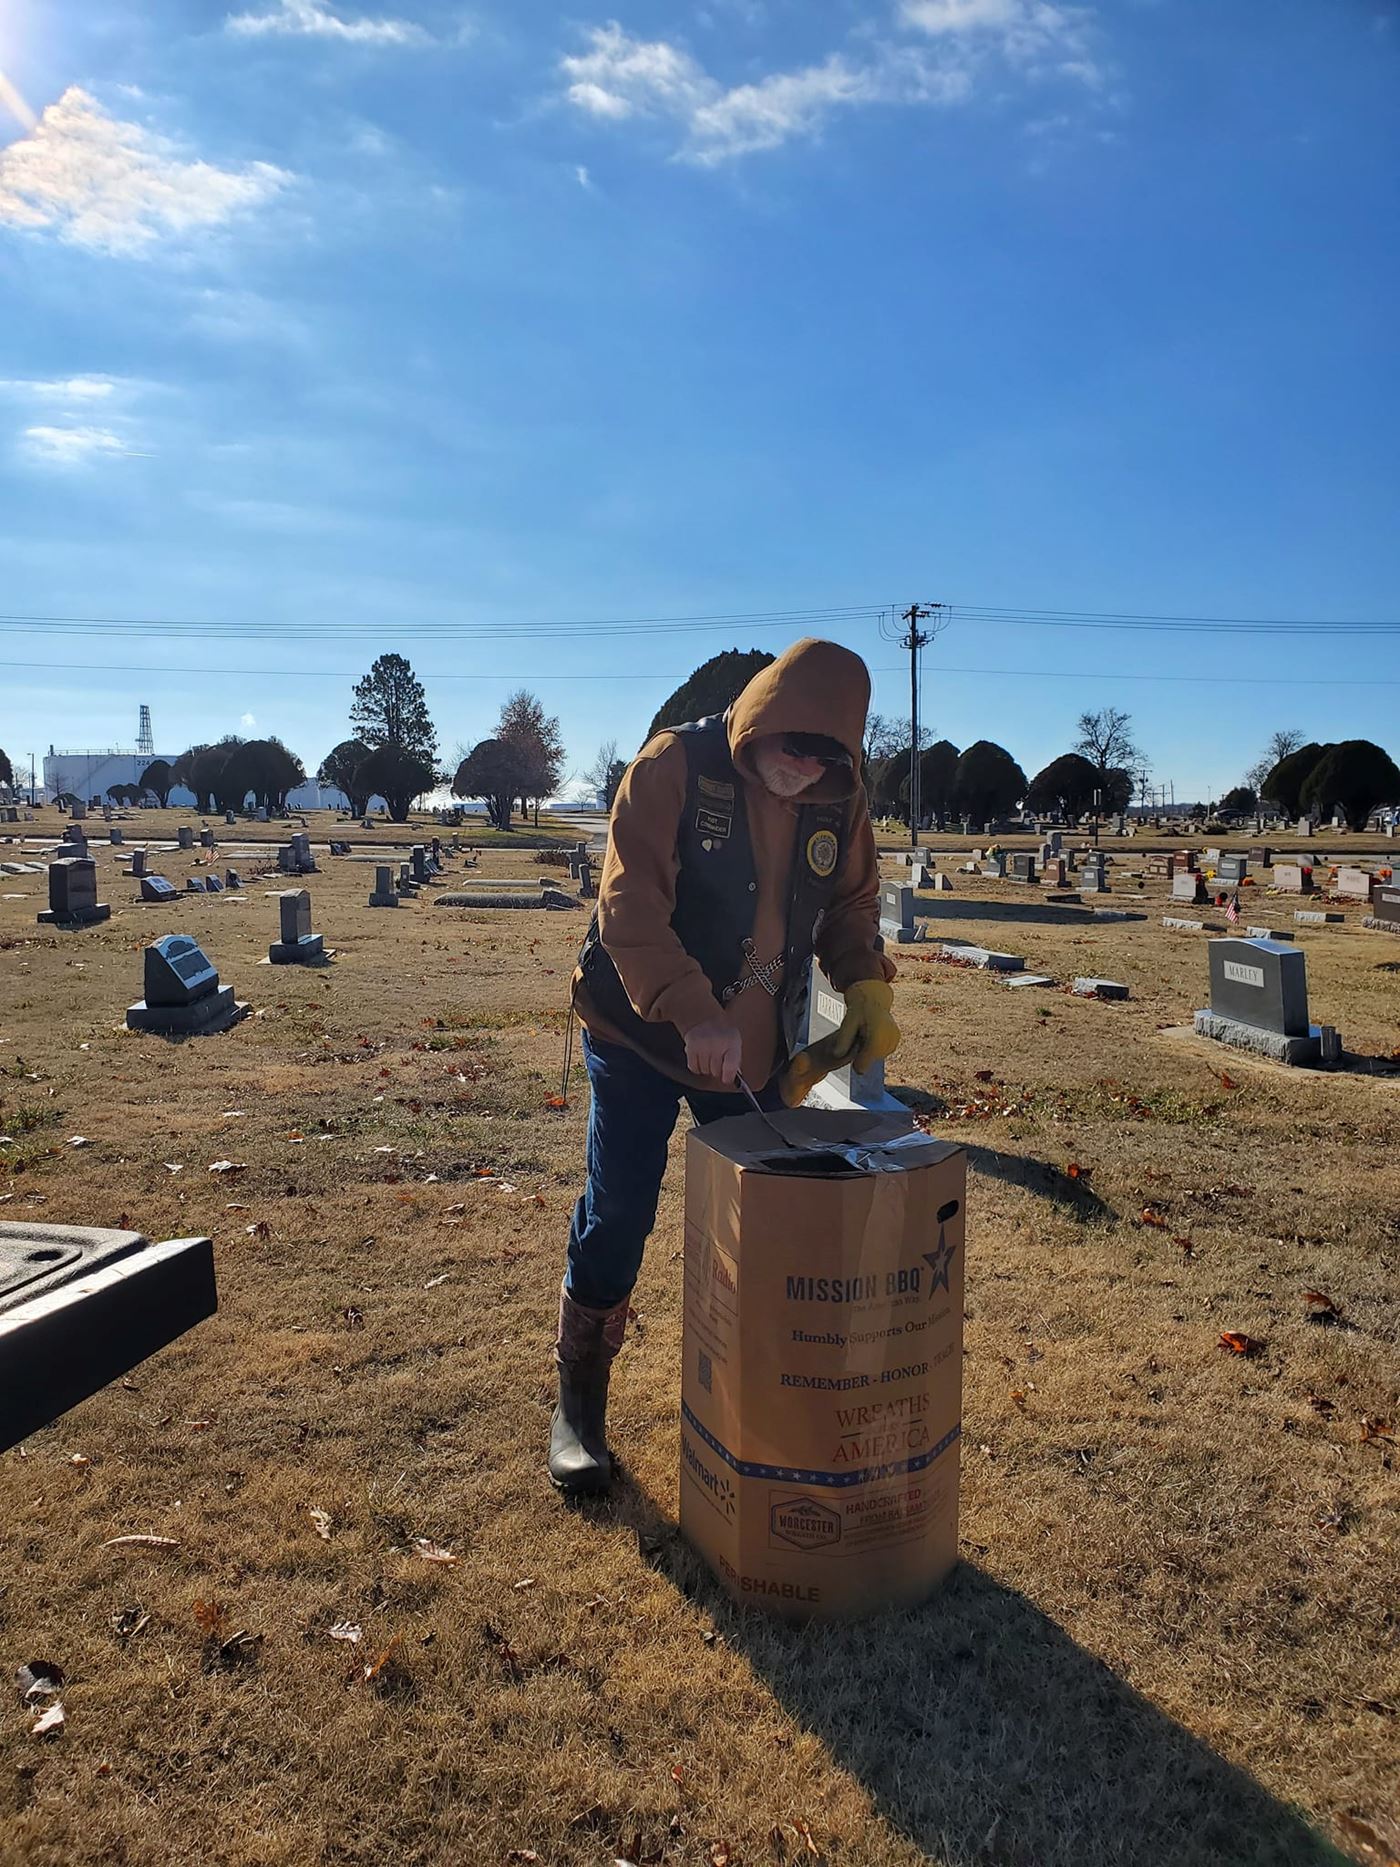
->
[698,775,735,802]
[806,828,838,879]
[696,807,732,839]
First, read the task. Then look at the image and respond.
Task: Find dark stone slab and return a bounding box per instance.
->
[268,933,326,964]
[1207,937,1308,1035]
[38,858,109,925]
[140,876,177,902]
[126,986,248,1034]
[1365,884,1400,929]
[0,1224,216,1452]
[1193,1010,1326,1066]
[145,934,220,1006]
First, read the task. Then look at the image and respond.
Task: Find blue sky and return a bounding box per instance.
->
[1,0,1397,800]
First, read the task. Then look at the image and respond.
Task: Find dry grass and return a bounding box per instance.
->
[0,810,1396,1867]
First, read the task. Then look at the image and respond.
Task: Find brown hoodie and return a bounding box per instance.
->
[574,638,895,1092]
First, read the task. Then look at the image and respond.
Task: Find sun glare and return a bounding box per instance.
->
[0,65,38,135]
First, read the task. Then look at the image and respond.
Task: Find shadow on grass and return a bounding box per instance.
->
[885,1097,1112,1221]
[598,1478,1344,1867]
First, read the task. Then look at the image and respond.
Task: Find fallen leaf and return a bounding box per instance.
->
[16,1660,64,1705]
[328,1621,362,1644]
[1218,1072,1238,1090]
[193,1598,228,1635]
[1360,1418,1395,1445]
[1302,1288,1342,1320]
[1218,1332,1264,1357]
[544,1095,568,1110]
[1065,1161,1090,1181]
[1140,1207,1168,1228]
[671,1763,684,1785]
[245,1220,271,1240]
[309,1507,333,1541]
[100,1534,180,1551]
[709,1846,731,1867]
[410,1536,458,1565]
[30,1702,64,1738]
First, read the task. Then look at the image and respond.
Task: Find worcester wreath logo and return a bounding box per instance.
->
[806,829,838,878]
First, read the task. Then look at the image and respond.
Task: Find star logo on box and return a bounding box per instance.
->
[922,1226,956,1295]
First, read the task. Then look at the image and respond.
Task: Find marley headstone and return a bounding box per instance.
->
[796,959,904,1114]
[38,858,110,926]
[1194,936,1330,1065]
[126,934,247,1034]
[368,865,399,907]
[269,888,325,964]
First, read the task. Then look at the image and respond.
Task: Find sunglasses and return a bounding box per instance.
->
[781,734,851,770]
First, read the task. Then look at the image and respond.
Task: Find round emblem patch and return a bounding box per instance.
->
[806,829,838,878]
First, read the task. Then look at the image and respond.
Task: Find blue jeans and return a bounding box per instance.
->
[565,1029,783,1310]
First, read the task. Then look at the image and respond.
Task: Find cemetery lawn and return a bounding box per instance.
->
[1,813,1396,1867]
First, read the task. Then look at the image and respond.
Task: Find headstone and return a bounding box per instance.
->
[225,810,236,825]
[225,869,242,890]
[1144,856,1175,880]
[177,826,194,850]
[1363,883,1400,931]
[1272,863,1312,894]
[126,934,247,1034]
[200,828,215,850]
[206,873,223,893]
[936,943,1022,971]
[1005,973,1056,988]
[1008,853,1037,885]
[1172,872,1207,904]
[1296,817,1313,838]
[361,817,374,830]
[795,960,904,1112]
[110,828,124,846]
[1248,847,1272,867]
[979,855,1007,879]
[411,845,430,885]
[38,859,110,927]
[1334,867,1373,901]
[269,888,325,964]
[1295,910,1343,925]
[578,858,595,900]
[1039,857,1068,888]
[1217,855,1248,885]
[130,848,148,878]
[397,863,418,896]
[368,865,399,907]
[1073,977,1129,1000]
[1194,936,1330,1064]
[930,871,954,892]
[909,862,932,889]
[1080,867,1109,894]
[1173,849,1198,872]
[140,875,177,902]
[1163,916,1205,931]
[257,806,269,823]
[1245,925,1292,941]
[879,882,916,944]
[70,800,87,821]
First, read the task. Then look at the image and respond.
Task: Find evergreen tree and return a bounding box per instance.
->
[647,649,774,741]
[350,654,439,764]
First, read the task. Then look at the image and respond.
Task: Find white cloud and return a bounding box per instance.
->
[21,424,145,466]
[575,163,593,189]
[559,4,1108,162]
[225,0,432,45]
[0,87,290,256]
[560,25,974,164]
[901,0,1105,85]
[0,374,118,400]
[241,711,258,727]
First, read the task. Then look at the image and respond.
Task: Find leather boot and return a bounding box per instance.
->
[548,1282,628,1495]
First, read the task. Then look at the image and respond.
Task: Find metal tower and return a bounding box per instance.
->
[137,705,154,758]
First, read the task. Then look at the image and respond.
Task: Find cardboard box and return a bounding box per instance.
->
[680,1110,965,1622]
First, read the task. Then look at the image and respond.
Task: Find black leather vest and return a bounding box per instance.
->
[577,717,849,1076]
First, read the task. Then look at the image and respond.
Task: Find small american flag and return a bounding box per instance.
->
[1225,892,1240,924]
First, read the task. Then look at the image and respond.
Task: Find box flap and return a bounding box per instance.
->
[690,1109,961,1175]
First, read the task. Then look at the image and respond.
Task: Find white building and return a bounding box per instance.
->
[42,745,179,806]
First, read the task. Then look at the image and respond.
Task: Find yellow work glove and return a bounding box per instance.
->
[778,979,901,1108]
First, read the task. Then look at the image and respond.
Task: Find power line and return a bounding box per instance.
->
[10,658,1399,688]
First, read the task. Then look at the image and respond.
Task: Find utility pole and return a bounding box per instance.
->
[899,602,944,847]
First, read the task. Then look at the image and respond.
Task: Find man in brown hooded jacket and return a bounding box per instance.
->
[550,638,900,1494]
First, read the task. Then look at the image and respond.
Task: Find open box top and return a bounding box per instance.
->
[692,1108,959,1177]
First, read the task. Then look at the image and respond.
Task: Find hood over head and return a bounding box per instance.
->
[727,638,871,803]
